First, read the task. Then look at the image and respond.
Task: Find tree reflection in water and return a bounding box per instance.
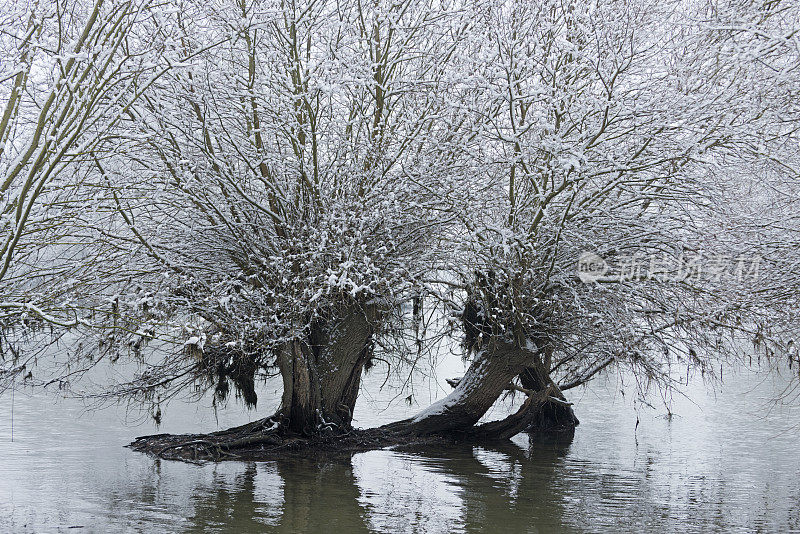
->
[183,458,370,533]
[3,365,798,532]
[180,432,576,533]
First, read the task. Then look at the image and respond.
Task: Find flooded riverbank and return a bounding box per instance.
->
[1,361,798,533]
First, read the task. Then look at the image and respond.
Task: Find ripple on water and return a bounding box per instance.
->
[0,363,798,533]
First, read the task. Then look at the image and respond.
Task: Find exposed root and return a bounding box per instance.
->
[129,414,411,462]
[129,416,288,461]
[129,385,578,463]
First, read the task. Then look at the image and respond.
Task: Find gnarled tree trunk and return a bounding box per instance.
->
[385,336,578,440]
[275,301,379,435]
[385,340,538,436]
[129,320,579,461]
[518,362,579,431]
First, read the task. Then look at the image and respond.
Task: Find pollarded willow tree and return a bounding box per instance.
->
[129,0,799,458]
[391,0,800,439]
[71,0,475,439]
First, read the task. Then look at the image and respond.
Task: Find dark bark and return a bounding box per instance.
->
[518,363,579,432]
[383,339,539,436]
[129,334,580,462]
[275,301,378,435]
[384,335,578,440]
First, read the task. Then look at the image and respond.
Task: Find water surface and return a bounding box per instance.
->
[1,360,798,533]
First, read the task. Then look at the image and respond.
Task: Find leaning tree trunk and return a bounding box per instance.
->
[384,337,578,440]
[129,311,577,461]
[275,301,378,435]
[385,339,538,436]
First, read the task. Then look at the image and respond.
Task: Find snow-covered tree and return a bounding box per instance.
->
[73,0,473,434]
[3,0,799,458]
[0,0,175,388]
[395,0,800,438]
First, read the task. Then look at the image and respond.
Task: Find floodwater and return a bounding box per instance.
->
[1,356,798,533]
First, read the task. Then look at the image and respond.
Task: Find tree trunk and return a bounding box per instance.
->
[518,363,579,431]
[129,325,579,461]
[385,337,578,439]
[276,302,377,435]
[386,340,538,436]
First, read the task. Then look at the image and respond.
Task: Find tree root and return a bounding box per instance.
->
[129,369,579,463]
[128,416,288,461]
[129,421,441,462]
[128,391,577,463]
